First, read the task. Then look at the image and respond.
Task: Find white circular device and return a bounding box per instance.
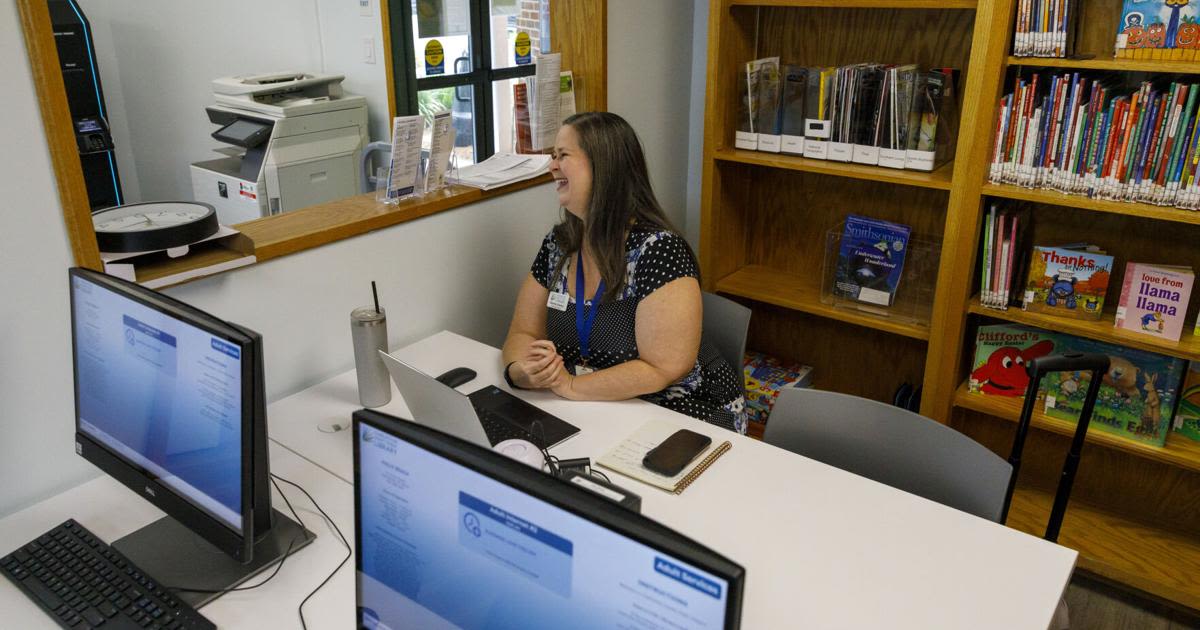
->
[493,439,545,468]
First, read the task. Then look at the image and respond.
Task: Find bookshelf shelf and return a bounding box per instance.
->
[981,183,1200,226]
[712,148,954,190]
[1007,55,1200,75]
[966,297,1200,362]
[715,266,931,341]
[953,381,1200,473]
[1005,484,1200,611]
[728,0,976,8]
[703,0,1200,610]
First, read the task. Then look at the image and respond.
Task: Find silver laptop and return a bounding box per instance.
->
[378,350,580,450]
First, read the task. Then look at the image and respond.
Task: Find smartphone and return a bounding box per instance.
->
[642,429,712,477]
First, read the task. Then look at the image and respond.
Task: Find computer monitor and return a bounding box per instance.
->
[69,267,313,606]
[353,409,745,629]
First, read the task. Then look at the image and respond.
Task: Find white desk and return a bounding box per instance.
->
[268,331,1078,630]
[0,443,355,629]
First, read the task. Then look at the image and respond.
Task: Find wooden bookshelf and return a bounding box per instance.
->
[982,183,1200,227]
[953,381,1200,473]
[1005,485,1200,611]
[1007,55,1200,75]
[716,266,931,340]
[967,297,1200,362]
[712,148,954,190]
[728,0,977,8]
[700,0,1200,609]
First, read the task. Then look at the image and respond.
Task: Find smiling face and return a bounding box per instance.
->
[550,124,593,219]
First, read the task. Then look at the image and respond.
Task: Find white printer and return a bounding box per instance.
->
[190,72,369,224]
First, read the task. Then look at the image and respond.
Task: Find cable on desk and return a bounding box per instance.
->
[164,478,305,596]
[271,473,352,630]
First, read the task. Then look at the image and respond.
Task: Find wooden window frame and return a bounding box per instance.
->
[17,0,605,279]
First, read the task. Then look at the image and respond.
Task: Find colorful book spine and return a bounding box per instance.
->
[1013,0,1076,57]
[989,75,1200,211]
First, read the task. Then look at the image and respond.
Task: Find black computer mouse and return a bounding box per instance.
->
[435,366,477,388]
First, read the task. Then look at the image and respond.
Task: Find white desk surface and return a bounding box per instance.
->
[267,330,1078,630]
[0,442,355,629]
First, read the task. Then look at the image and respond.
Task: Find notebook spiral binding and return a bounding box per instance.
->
[674,441,732,494]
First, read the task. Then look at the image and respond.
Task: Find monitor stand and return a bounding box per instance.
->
[112,508,315,608]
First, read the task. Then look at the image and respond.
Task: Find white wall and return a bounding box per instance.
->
[607,0,696,234]
[1,0,703,518]
[1,0,103,517]
[78,0,390,204]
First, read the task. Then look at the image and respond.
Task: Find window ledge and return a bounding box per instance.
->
[125,173,553,288]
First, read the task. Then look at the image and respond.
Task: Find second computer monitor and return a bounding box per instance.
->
[354,409,745,629]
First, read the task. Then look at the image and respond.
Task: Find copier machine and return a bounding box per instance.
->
[190,72,369,224]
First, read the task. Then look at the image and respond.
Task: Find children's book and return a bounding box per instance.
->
[969,324,1056,396]
[833,215,912,307]
[970,323,1186,447]
[1174,361,1200,442]
[1114,0,1200,61]
[1022,244,1114,321]
[1114,262,1195,341]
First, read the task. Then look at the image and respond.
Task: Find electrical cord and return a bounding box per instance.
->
[529,419,613,485]
[165,477,306,596]
[165,474,351,630]
[270,473,352,630]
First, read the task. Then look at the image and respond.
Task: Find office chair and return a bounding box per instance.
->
[763,388,1012,521]
[701,292,752,393]
[764,388,1072,629]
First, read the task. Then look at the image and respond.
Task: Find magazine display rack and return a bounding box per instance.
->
[699,0,1200,608]
[819,226,939,329]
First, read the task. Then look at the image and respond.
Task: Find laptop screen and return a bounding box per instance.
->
[355,414,741,629]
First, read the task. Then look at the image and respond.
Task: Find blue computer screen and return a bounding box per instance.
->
[357,423,731,629]
[72,275,243,532]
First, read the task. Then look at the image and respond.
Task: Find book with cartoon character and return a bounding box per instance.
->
[1114,0,1200,61]
[970,323,1186,446]
[1022,244,1114,321]
[1174,362,1200,442]
[833,214,911,307]
[1114,262,1195,342]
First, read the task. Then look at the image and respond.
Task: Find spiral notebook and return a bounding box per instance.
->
[596,420,732,494]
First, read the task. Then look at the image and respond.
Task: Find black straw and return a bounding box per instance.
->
[371,281,381,314]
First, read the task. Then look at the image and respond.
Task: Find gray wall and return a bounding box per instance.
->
[607,0,696,234]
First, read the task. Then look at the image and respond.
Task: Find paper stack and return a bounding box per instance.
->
[448,152,551,191]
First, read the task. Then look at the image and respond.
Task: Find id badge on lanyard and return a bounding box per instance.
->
[575,250,605,376]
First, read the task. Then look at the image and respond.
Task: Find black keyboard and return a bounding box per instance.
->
[1,519,214,630]
[477,409,539,447]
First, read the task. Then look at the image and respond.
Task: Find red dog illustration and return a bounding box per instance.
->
[971,340,1055,396]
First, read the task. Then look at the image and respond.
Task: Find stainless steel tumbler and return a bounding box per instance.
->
[351,306,391,407]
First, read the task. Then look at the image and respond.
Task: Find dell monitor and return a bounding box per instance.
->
[69,267,313,606]
[354,409,745,629]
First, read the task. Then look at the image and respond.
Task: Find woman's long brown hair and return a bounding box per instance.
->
[550,112,683,302]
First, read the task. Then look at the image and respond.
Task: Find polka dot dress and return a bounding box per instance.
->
[531,226,748,434]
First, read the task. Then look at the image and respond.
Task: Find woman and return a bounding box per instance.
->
[501,112,747,433]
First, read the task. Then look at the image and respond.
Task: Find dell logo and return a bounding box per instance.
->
[144,487,156,497]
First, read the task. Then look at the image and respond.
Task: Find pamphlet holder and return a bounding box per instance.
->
[734,131,758,151]
[819,224,941,328]
[803,120,830,159]
[756,134,782,153]
[828,142,853,162]
[904,149,937,172]
[780,134,804,155]
[878,148,908,169]
[851,144,880,165]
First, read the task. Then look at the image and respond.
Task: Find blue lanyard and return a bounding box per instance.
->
[575,251,605,366]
